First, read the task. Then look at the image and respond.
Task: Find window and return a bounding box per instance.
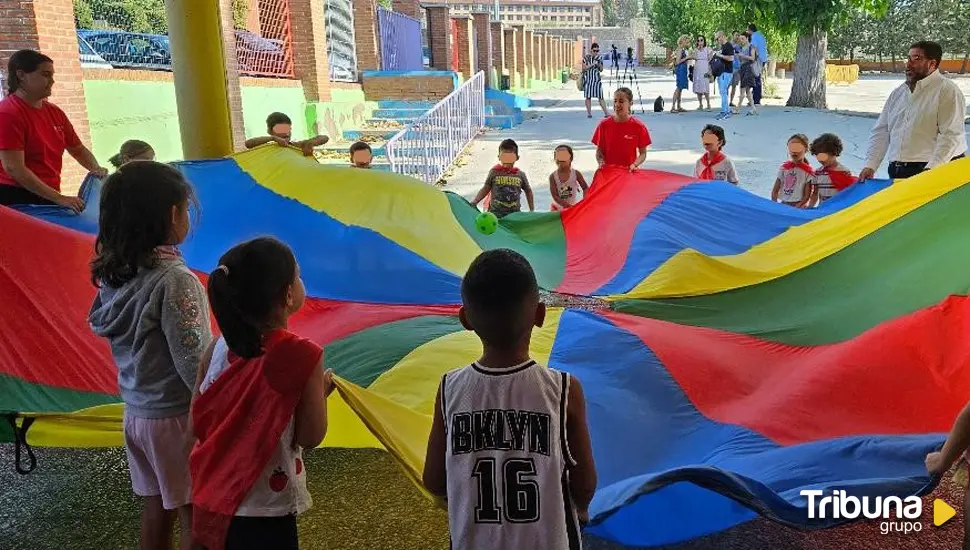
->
[324,0,358,82]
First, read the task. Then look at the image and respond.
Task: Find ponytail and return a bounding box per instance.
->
[207,237,298,359]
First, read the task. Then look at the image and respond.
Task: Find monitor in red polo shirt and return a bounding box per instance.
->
[592,115,652,168]
[0,93,81,192]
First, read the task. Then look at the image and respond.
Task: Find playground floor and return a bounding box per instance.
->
[443,69,970,210]
[0,444,965,549]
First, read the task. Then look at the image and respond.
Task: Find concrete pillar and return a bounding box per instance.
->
[454,16,475,79]
[503,27,517,89]
[523,29,534,86]
[490,22,506,88]
[289,0,332,102]
[637,38,645,64]
[426,6,453,71]
[167,0,234,159]
[552,37,560,75]
[512,25,526,89]
[0,0,93,187]
[472,12,493,87]
[534,32,545,81]
[353,0,382,71]
[544,34,552,81]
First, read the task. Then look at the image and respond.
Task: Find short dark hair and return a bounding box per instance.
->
[208,237,297,358]
[615,87,634,102]
[555,144,574,160]
[702,124,726,147]
[788,133,810,149]
[350,141,372,155]
[7,49,53,94]
[266,112,292,131]
[499,139,519,156]
[591,42,600,50]
[742,31,752,40]
[91,162,195,288]
[748,23,758,32]
[911,41,943,64]
[461,249,539,349]
[810,133,844,157]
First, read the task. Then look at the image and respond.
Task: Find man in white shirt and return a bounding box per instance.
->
[860,41,967,181]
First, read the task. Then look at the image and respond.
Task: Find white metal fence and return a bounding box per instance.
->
[385,71,486,184]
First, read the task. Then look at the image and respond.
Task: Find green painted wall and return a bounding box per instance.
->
[83,77,376,164]
[239,85,309,140]
[308,88,377,143]
[82,79,183,165]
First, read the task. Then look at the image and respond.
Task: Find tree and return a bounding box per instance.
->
[648,0,720,48]
[74,0,95,29]
[231,0,250,29]
[616,0,642,22]
[603,0,617,26]
[748,0,890,108]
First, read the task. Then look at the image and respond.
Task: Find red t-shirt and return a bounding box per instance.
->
[0,94,81,191]
[591,116,652,167]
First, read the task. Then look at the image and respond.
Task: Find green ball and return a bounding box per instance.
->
[475,211,499,235]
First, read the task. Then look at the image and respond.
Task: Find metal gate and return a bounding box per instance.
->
[377,7,423,71]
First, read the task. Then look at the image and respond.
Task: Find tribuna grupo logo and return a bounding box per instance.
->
[801,490,923,535]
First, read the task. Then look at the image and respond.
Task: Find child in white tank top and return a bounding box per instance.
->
[549,145,589,211]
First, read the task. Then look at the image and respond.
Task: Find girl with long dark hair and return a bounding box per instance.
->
[191,237,332,550]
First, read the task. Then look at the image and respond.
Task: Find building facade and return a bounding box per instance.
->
[444,0,604,28]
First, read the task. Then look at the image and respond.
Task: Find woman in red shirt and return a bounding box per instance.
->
[592,87,652,173]
[0,50,107,212]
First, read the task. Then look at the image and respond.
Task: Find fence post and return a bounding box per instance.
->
[490,22,505,88]
[426,5,453,71]
[504,27,517,90]
[353,0,382,71]
[289,0,333,102]
[472,12,493,88]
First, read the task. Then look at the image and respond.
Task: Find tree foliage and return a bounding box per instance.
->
[827,0,970,71]
[231,0,251,30]
[73,0,168,33]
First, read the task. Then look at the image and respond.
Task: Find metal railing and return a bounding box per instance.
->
[385,71,486,184]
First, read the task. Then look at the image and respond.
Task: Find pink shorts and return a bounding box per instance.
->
[123,411,193,510]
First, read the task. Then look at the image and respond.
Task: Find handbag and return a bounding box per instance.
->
[578,71,585,91]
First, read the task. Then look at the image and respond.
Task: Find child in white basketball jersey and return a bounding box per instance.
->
[423,249,597,550]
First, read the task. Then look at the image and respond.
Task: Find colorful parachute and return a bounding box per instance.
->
[3,146,969,546]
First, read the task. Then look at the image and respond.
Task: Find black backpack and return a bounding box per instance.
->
[711,56,726,77]
[653,96,664,112]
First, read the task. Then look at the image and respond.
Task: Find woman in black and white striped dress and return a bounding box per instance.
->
[582,43,609,118]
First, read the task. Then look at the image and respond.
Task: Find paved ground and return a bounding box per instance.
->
[442,69,970,210]
[3,71,970,549]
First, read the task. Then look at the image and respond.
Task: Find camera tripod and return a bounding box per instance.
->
[618,50,645,114]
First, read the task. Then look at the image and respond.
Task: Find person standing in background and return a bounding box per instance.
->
[860,41,967,180]
[748,24,769,105]
[582,43,609,119]
[713,32,735,120]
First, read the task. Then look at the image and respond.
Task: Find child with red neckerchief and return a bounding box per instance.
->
[809,133,855,206]
[471,139,534,218]
[693,124,739,184]
[771,134,815,208]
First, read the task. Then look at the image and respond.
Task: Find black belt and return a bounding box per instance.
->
[890,153,965,167]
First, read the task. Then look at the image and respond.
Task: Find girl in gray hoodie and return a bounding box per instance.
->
[88,161,211,550]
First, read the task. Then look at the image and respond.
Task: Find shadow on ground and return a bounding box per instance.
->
[0,445,964,549]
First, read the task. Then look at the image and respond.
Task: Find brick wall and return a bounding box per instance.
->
[289,0,332,102]
[1,0,91,192]
[220,0,248,150]
[392,0,423,21]
[361,73,456,101]
[523,29,533,84]
[503,28,517,86]
[352,0,381,71]
[454,16,475,78]
[533,33,543,81]
[552,37,560,73]
[472,13,492,87]
[490,22,505,80]
[426,6,453,71]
